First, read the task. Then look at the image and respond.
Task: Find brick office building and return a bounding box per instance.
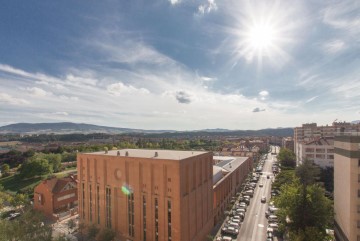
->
[33,175,78,220]
[78,149,214,241]
[212,156,252,224]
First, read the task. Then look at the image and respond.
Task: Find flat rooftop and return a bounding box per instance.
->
[214,156,249,172]
[85,149,208,160]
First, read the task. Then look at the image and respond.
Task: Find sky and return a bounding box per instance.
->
[0,0,359,130]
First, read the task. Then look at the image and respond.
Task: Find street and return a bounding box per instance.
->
[214,146,279,241]
[236,152,275,241]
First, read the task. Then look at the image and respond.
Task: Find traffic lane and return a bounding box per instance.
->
[237,158,273,241]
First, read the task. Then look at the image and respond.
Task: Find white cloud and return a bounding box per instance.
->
[107,82,150,96]
[169,0,180,5]
[0,93,29,105]
[259,90,269,100]
[26,87,51,97]
[200,76,217,81]
[59,95,79,101]
[197,0,218,15]
[322,1,360,37]
[305,96,318,103]
[52,112,69,116]
[323,40,346,54]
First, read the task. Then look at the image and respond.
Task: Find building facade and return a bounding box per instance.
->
[334,135,360,241]
[294,122,360,166]
[212,156,252,224]
[33,175,78,220]
[77,149,214,241]
[282,137,294,152]
[296,137,334,168]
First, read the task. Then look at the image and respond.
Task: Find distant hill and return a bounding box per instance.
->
[0,122,294,137]
[0,122,172,134]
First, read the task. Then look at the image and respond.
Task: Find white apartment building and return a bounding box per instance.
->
[294,122,360,167]
[296,137,334,168]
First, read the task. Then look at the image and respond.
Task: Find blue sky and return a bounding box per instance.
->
[0,0,359,130]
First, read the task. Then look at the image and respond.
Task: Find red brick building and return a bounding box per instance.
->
[33,175,78,220]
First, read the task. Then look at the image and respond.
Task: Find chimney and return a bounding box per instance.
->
[125,151,129,157]
[155,152,158,157]
[117,151,120,156]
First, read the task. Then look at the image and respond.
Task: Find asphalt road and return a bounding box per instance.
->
[236,152,276,241]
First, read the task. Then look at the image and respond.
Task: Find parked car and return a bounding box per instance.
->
[259,183,264,187]
[261,196,267,203]
[221,226,239,236]
[268,215,278,222]
[268,223,279,230]
[220,236,233,241]
[245,190,254,197]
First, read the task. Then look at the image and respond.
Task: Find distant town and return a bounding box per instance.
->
[0,121,359,241]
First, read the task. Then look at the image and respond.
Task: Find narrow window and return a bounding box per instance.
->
[106,187,112,228]
[155,198,159,241]
[168,200,172,241]
[82,183,85,219]
[128,193,135,237]
[143,196,146,241]
[89,184,92,222]
[97,185,100,224]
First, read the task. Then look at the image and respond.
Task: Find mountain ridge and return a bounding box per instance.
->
[0,122,294,136]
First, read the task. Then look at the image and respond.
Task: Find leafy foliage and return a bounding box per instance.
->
[96,228,116,241]
[18,158,53,178]
[277,148,296,168]
[0,209,52,241]
[274,160,333,241]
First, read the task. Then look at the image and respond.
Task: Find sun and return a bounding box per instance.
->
[247,23,277,51]
[225,0,298,68]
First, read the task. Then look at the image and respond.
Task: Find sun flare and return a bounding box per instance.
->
[227,0,298,68]
[247,23,277,50]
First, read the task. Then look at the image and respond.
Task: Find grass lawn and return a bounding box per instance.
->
[0,175,44,195]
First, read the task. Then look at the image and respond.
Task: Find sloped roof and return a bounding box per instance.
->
[41,176,77,194]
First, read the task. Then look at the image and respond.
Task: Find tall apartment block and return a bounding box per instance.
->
[77,149,214,241]
[294,122,360,167]
[334,135,360,241]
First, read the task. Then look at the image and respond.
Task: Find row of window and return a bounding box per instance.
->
[82,184,172,240]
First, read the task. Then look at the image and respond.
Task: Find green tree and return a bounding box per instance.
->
[67,219,76,230]
[1,164,10,176]
[19,158,52,178]
[277,148,296,168]
[295,159,320,187]
[275,176,333,240]
[10,193,28,211]
[87,223,100,240]
[96,228,115,241]
[272,170,296,191]
[0,209,52,241]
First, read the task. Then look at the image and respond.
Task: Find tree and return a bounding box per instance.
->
[272,170,295,191]
[295,159,320,187]
[78,221,86,241]
[277,148,296,168]
[275,178,333,241]
[67,219,76,230]
[1,164,10,176]
[18,158,52,178]
[87,223,100,240]
[10,193,28,211]
[0,209,52,241]
[96,228,115,241]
